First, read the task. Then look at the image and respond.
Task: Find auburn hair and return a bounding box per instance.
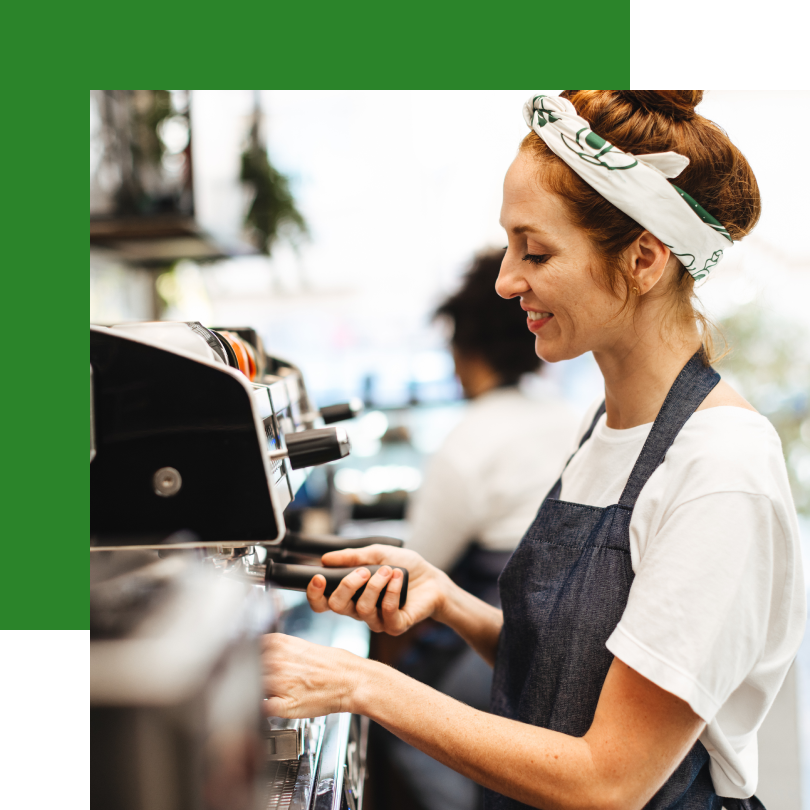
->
[519,90,761,362]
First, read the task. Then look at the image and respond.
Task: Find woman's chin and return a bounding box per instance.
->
[534,335,578,365]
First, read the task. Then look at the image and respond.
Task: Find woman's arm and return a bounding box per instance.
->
[433,576,502,666]
[262,637,705,810]
[306,544,504,665]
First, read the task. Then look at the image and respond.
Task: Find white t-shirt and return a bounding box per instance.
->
[559,401,806,799]
[407,387,579,571]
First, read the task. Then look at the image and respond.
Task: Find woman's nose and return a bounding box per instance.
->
[495,255,529,300]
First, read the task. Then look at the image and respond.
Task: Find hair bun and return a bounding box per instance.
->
[617,91,703,120]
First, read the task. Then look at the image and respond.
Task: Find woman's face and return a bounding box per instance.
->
[497,151,629,364]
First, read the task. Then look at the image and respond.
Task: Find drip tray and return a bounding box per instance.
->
[265,759,301,810]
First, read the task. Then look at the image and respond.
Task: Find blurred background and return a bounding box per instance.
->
[90,90,810,808]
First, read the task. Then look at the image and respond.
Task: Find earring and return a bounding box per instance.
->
[631,286,640,295]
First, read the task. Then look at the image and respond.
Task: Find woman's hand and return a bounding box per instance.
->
[306,545,451,635]
[261,633,367,718]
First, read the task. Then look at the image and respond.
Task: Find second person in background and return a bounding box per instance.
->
[385,251,579,810]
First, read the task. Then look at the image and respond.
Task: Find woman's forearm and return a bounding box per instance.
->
[352,658,606,810]
[264,636,703,810]
[434,578,503,666]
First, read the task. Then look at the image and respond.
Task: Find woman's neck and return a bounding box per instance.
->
[593,324,702,430]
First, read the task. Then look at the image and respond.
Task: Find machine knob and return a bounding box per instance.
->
[281,426,351,469]
[319,398,363,424]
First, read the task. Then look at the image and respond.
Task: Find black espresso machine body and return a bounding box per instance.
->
[91,325,294,547]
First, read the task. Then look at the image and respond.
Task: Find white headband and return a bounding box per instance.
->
[523,94,732,281]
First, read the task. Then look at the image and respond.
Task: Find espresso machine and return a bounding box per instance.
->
[90,322,406,810]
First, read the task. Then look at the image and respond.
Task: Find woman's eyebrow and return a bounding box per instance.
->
[507,223,548,236]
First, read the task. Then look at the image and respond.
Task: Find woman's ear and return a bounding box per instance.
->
[625,232,672,295]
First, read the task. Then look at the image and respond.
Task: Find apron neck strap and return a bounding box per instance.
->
[544,401,607,502]
[579,401,607,449]
[618,349,720,509]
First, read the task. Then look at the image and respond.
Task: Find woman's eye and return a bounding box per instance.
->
[523,253,550,265]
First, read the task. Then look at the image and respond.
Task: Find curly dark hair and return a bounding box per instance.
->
[434,250,541,384]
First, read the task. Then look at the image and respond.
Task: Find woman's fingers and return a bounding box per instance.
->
[326,567,372,615]
[380,569,408,635]
[306,574,330,613]
[354,566,394,632]
[263,696,289,717]
[379,568,406,632]
[305,545,434,633]
[321,544,389,568]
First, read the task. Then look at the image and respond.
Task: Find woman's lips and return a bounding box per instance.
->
[526,311,553,332]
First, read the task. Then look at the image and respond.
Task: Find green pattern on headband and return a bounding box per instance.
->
[585,131,606,149]
[673,186,733,243]
[665,246,725,280]
[561,126,638,171]
[532,95,561,127]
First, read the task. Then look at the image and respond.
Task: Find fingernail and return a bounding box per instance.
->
[379,566,391,576]
[358,568,370,579]
[391,568,401,579]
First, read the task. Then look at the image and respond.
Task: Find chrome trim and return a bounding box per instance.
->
[311,713,351,810]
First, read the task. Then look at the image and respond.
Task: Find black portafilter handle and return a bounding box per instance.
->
[319,399,363,424]
[283,427,351,469]
[283,530,404,554]
[264,561,409,609]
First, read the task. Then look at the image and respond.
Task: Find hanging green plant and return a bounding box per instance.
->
[240,110,308,256]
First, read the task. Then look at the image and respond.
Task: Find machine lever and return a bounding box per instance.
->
[319,399,363,424]
[264,561,409,608]
[272,427,351,469]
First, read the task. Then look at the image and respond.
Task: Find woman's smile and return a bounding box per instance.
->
[525,309,553,331]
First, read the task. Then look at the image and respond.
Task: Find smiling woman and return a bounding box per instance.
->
[261,91,805,810]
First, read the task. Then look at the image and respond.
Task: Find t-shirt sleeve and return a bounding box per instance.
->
[405,450,481,571]
[606,491,790,723]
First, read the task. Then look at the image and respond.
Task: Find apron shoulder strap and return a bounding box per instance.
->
[619,350,720,509]
[545,400,606,501]
[579,400,607,449]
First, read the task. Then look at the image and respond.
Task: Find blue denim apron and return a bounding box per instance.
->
[486,351,764,810]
